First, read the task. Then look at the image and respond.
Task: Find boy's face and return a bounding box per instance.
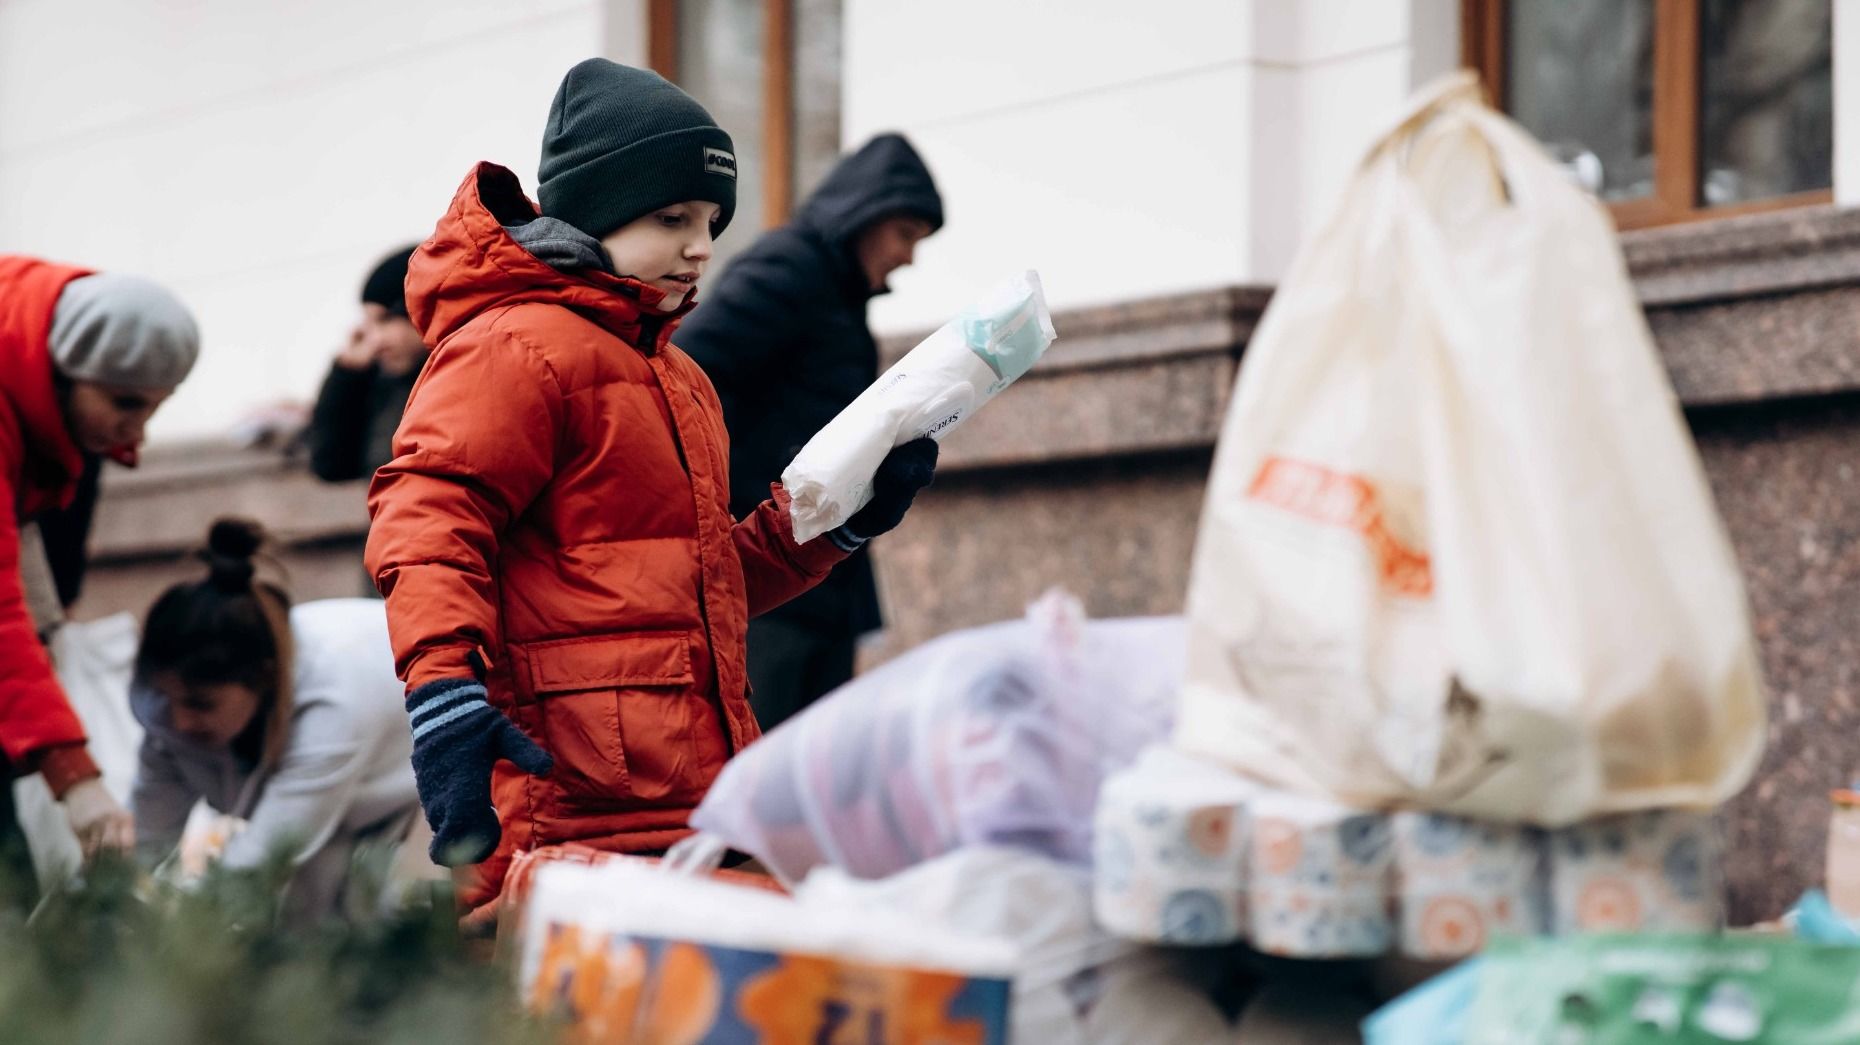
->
[600,200,722,313]
[63,380,173,455]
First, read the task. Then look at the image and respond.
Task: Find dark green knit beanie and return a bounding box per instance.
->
[538,59,737,240]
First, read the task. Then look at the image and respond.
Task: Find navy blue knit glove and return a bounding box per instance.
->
[406,678,553,866]
[828,438,939,552]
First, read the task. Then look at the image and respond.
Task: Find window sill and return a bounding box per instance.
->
[1621,202,1860,307]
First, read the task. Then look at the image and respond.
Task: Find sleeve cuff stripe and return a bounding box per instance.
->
[410,686,485,725]
[407,678,487,710]
[827,527,867,553]
[410,699,493,740]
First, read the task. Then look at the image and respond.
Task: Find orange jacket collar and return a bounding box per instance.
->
[407,163,698,356]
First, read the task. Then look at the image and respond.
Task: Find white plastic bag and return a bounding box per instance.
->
[1174,73,1765,825]
[799,848,1234,1045]
[691,592,1181,883]
[782,269,1056,542]
[12,613,142,889]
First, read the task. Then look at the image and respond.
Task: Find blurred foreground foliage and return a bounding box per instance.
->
[0,854,561,1045]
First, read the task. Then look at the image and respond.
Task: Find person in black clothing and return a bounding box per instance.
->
[306,246,426,483]
[677,133,942,730]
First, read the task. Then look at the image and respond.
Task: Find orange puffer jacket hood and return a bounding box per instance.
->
[366,163,845,911]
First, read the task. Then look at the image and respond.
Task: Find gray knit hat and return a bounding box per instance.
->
[538,59,737,240]
[49,274,200,390]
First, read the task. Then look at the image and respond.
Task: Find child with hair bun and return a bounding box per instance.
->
[131,518,419,922]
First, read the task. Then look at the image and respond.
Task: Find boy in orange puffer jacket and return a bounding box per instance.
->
[365,59,936,914]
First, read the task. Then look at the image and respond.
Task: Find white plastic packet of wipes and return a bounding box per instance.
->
[782,269,1056,543]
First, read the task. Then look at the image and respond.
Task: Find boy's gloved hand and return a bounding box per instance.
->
[829,438,939,551]
[405,678,553,866]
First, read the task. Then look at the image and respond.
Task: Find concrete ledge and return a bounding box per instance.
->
[1624,205,1860,307]
[91,446,368,562]
[1627,206,1860,405]
[1650,286,1860,406]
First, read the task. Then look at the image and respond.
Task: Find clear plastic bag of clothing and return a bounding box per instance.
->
[690,591,1181,884]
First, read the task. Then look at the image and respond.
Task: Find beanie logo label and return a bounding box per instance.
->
[703,147,738,179]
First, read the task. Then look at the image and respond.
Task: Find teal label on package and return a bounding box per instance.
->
[962,303,1045,386]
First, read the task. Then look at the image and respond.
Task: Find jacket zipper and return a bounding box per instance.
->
[649,358,738,754]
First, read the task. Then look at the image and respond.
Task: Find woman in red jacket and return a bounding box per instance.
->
[0,255,199,880]
[365,60,935,914]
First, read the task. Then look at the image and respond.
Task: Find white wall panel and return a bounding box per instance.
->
[0,0,609,440]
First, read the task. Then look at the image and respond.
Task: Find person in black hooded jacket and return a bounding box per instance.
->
[677,133,943,730]
[305,246,427,484]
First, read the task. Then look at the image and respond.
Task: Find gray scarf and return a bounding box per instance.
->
[505,217,615,275]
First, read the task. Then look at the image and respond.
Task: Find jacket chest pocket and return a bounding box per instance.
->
[511,631,717,808]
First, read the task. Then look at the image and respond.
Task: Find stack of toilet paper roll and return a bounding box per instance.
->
[1092,747,1256,945]
[1545,810,1723,934]
[1092,746,1723,959]
[1390,812,1545,959]
[1246,792,1394,957]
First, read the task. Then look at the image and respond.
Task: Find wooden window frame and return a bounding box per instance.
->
[1463,0,1833,230]
[647,0,797,228]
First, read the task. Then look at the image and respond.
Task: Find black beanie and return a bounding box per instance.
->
[538,59,737,240]
[361,246,417,317]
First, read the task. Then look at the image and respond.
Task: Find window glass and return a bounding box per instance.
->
[1700,0,1832,206]
[792,0,843,203]
[1507,0,1655,201]
[677,1,766,271]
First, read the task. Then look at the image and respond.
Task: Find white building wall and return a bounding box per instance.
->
[0,0,616,441]
[844,0,1461,335]
[1838,0,1860,205]
[12,0,1849,439]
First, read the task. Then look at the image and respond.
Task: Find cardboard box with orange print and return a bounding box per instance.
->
[519,859,1015,1045]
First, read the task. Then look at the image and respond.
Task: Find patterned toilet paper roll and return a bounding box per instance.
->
[1247,792,1393,957]
[1391,812,1547,959]
[1092,746,1256,945]
[1546,809,1723,934]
